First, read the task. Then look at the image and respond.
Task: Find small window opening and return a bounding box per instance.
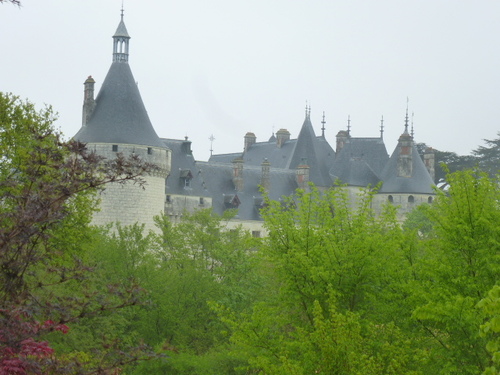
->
[428,196,433,203]
[199,197,204,205]
[252,231,261,238]
[147,147,153,155]
[112,145,118,152]
[166,195,171,203]
[408,195,415,203]
[388,195,394,203]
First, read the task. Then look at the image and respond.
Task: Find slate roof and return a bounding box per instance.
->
[208,114,335,187]
[74,17,165,149]
[114,17,130,38]
[330,137,388,186]
[162,138,208,197]
[379,142,435,194]
[197,162,297,220]
[74,62,165,148]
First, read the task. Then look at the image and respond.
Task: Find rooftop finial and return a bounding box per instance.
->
[347,115,351,136]
[404,97,409,134]
[380,115,384,139]
[411,112,415,138]
[321,111,326,138]
[209,134,215,157]
[121,1,124,20]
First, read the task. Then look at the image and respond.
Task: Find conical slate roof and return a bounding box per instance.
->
[114,15,130,38]
[74,14,164,148]
[379,142,435,194]
[75,62,165,148]
[289,115,329,186]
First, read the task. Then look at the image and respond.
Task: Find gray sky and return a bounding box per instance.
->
[2,1,500,161]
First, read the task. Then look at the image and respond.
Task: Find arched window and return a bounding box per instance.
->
[428,196,433,203]
[388,195,394,203]
[408,195,415,203]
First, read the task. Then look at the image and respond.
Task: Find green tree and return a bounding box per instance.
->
[410,169,500,374]
[473,132,500,177]
[0,93,156,374]
[220,187,425,374]
[478,285,500,375]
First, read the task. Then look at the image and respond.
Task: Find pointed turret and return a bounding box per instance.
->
[73,12,171,232]
[289,108,329,186]
[379,110,434,195]
[75,12,165,149]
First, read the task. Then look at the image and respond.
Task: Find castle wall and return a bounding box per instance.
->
[372,193,434,222]
[165,194,213,223]
[88,142,171,232]
[224,219,267,238]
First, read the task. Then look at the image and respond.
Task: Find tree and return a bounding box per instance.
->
[410,169,500,373]
[218,186,427,374]
[0,93,157,374]
[473,132,500,177]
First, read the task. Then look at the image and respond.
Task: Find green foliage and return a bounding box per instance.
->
[0,93,158,373]
[409,169,500,373]
[479,285,500,374]
[216,186,430,373]
[473,132,500,177]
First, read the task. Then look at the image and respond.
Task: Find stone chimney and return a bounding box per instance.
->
[260,158,271,192]
[232,157,244,192]
[397,132,413,178]
[424,147,435,183]
[336,130,349,155]
[244,132,256,152]
[296,159,310,191]
[82,76,96,126]
[276,128,291,148]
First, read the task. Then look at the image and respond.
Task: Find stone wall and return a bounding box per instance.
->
[87,142,171,232]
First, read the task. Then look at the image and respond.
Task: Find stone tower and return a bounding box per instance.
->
[74,12,171,231]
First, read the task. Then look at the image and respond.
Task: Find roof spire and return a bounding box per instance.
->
[380,115,384,139]
[321,111,326,138]
[121,1,124,20]
[404,97,409,134]
[347,115,351,136]
[411,112,415,138]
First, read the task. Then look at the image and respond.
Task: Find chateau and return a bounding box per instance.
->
[74,15,435,234]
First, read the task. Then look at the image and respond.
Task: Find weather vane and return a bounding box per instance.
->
[209,134,215,157]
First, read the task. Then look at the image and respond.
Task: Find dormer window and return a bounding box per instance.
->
[180,169,193,189]
[224,194,241,209]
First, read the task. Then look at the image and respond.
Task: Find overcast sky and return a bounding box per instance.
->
[2,1,500,161]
